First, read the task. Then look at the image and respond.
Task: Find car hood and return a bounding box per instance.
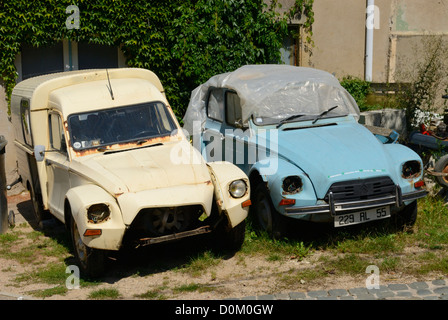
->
[71,141,211,195]
[262,122,397,198]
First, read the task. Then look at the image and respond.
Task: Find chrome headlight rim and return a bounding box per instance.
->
[229,179,248,198]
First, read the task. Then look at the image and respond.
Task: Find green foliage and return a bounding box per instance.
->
[0,0,315,119]
[340,76,371,112]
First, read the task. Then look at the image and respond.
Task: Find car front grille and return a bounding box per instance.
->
[325,176,396,203]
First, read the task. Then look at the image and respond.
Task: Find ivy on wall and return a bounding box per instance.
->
[0,0,314,118]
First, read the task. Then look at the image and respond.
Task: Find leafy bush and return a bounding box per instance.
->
[340,76,371,111]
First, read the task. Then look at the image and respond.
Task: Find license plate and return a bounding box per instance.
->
[334,206,390,227]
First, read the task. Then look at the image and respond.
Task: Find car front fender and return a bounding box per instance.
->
[207,161,250,228]
[65,184,125,251]
[249,158,317,213]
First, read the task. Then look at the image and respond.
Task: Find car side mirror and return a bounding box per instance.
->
[234,119,248,129]
[34,145,46,162]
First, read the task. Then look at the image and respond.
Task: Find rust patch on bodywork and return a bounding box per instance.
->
[137,226,212,247]
[70,134,181,157]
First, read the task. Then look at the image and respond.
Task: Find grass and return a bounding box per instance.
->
[242,228,312,260]
[173,283,214,294]
[179,250,222,277]
[134,288,168,300]
[88,288,121,300]
[2,194,447,299]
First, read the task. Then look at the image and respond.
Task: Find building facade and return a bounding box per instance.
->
[2,0,448,181]
[281,0,448,83]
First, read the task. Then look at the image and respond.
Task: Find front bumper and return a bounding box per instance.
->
[284,186,428,217]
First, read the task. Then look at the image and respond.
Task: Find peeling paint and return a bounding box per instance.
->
[395,3,409,32]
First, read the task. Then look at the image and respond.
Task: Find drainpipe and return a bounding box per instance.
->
[68,40,73,71]
[365,0,375,82]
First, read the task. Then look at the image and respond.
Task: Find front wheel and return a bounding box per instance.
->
[214,219,246,251]
[70,216,105,278]
[394,200,418,230]
[251,184,282,238]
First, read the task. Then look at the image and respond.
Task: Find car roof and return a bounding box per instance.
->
[11,68,166,113]
[183,64,359,135]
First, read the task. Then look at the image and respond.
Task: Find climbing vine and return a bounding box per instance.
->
[0,0,314,118]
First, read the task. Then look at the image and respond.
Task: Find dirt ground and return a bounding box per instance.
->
[0,184,443,300]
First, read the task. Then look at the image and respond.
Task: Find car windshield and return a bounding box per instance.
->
[251,82,355,126]
[68,102,177,151]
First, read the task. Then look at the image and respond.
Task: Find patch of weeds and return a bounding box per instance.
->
[0,228,71,265]
[413,251,448,275]
[334,230,405,255]
[242,228,312,261]
[326,253,370,276]
[380,256,401,272]
[31,285,68,298]
[4,247,37,264]
[278,268,327,287]
[180,250,221,277]
[16,263,68,285]
[15,262,100,293]
[88,288,121,300]
[173,283,214,294]
[134,288,167,300]
[266,253,282,262]
[415,197,448,248]
[0,232,20,244]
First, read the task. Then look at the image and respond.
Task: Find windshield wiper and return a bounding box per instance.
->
[312,106,339,124]
[103,142,163,155]
[276,114,306,129]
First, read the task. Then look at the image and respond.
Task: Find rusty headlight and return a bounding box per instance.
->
[87,204,110,224]
[402,161,421,179]
[282,176,303,194]
[229,180,247,198]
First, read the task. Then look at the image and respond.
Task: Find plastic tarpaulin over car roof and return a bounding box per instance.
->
[183,64,360,135]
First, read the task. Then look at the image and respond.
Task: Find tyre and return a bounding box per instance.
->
[251,183,282,237]
[394,200,418,229]
[29,183,50,225]
[69,214,105,278]
[434,154,448,188]
[214,219,246,251]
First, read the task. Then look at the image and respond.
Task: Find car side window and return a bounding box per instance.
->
[49,113,67,154]
[20,99,33,146]
[206,88,225,122]
[225,91,244,128]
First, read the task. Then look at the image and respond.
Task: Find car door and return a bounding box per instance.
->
[203,87,226,162]
[203,88,253,172]
[45,112,70,220]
